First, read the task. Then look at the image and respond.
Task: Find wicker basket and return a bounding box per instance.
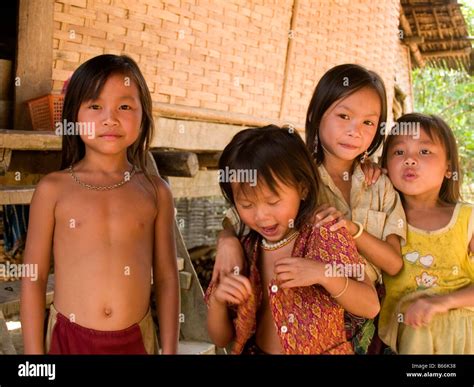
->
[26,94,64,131]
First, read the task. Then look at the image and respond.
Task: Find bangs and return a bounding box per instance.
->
[233,168,295,200]
[218,125,321,236]
[81,69,133,102]
[228,141,300,198]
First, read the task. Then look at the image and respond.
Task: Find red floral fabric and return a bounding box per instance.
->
[206,222,364,354]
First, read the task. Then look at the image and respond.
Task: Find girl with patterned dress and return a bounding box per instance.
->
[206,125,380,354]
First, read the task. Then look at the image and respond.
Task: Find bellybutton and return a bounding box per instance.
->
[104,308,112,317]
[271,285,278,293]
[280,325,288,334]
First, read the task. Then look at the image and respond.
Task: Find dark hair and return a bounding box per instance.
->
[60,54,154,177]
[382,113,461,205]
[219,125,320,243]
[306,63,387,165]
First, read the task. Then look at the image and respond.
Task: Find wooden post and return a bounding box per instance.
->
[15,0,54,130]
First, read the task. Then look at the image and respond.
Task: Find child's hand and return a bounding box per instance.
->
[212,232,246,282]
[403,296,449,328]
[212,273,252,306]
[313,204,346,229]
[274,257,323,288]
[360,159,387,186]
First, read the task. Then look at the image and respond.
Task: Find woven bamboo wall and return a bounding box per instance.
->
[52,0,292,119]
[52,0,413,129]
[282,0,412,124]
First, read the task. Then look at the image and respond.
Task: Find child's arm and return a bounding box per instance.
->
[314,213,403,276]
[212,204,348,282]
[405,234,474,328]
[346,224,402,275]
[274,258,380,319]
[153,178,180,354]
[20,176,57,354]
[207,273,251,347]
[404,285,474,328]
[211,225,246,282]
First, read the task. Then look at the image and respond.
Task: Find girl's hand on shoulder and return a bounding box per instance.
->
[212,273,251,306]
[403,296,449,328]
[313,204,359,235]
[360,159,387,186]
[274,257,324,288]
[313,204,346,230]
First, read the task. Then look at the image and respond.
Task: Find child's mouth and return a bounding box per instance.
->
[260,225,279,237]
[99,132,123,140]
[339,143,359,150]
[403,170,418,181]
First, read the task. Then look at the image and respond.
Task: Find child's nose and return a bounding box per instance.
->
[403,156,417,166]
[347,122,362,137]
[102,109,119,126]
[254,207,269,222]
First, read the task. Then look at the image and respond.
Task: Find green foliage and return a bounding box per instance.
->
[412,67,474,190]
[411,2,473,200]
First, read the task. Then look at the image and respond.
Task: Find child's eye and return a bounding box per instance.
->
[364,120,375,126]
[420,149,431,155]
[338,114,350,120]
[239,203,253,209]
[268,200,280,206]
[119,105,132,110]
[393,150,404,156]
[89,104,101,110]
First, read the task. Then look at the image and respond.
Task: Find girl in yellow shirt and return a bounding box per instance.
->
[379,113,474,354]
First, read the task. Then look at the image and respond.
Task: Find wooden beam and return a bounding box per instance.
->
[0,186,35,205]
[0,149,12,175]
[402,36,424,45]
[0,130,61,150]
[151,150,199,178]
[422,48,471,58]
[168,170,221,198]
[196,152,221,170]
[422,38,473,45]
[6,149,200,178]
[0,118,251,154]
[154,102,301,130]
[432,8,444,39]
[399,12,425,68]
[152,117,244,151]
[411,9,422,38]
[1,117,305,155]
[8,150,61,174]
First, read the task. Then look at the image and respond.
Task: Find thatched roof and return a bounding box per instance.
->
[400,0,472,73]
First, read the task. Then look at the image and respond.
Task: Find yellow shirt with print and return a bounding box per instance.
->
[379,203,474,352]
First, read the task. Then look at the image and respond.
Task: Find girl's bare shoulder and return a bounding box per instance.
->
[134,172,174,204]
[30,169,72,206]
[35,169,73,192]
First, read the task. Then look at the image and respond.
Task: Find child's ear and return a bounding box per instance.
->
[445,164,452,179]
[300,184,309,200]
